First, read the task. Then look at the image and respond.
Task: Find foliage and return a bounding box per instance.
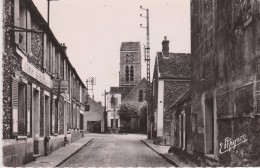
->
[118,103,138,122]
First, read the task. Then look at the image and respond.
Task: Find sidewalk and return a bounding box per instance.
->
[142,139,198,167]
[23,136,94,167]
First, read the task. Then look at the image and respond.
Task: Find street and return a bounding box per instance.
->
[61,134,173,167]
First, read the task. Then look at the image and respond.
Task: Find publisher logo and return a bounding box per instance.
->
[219,134,248,154]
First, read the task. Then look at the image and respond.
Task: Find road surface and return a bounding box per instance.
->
[61,133,173,167]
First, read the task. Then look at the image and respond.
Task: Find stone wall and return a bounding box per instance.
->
[191,0,260,166]
[162,80,190,145]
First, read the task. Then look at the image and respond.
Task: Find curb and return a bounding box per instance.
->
[141,140,178,167]
[56,137,94,167]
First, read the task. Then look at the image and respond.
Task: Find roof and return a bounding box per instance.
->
[110,86,134,99]
[170,88,191,109]
[122,78,148,102]
[120,42,140,51]
[157,52,191,79]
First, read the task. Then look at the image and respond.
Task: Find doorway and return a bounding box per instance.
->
[32,88,40,154]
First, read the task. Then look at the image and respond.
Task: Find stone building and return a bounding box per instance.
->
[3,0,87,166]
[122,78,148,132]
[190,0,260,166]
[169,89,193,159]
[151,37,191,145]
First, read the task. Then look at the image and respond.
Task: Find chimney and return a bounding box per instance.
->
[162,36,169,57]
[61,43,67,53]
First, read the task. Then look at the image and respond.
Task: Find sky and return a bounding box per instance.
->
[32,0,191,104]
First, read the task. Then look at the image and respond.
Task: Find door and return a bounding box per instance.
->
[33,89,40,154]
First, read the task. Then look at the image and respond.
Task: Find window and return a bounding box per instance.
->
[179,111,186,150]
[111,119,118,128]
[139,90,143,102]
[205,99,214,154]
[130,66,134,81]
[125,66,129,82]
[110,96,118,109]
[15,0,31,53]
[12,79,31,136]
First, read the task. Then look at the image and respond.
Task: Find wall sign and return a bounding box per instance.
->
[22,59,53,88]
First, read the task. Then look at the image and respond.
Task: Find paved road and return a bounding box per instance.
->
[61,133,173,167]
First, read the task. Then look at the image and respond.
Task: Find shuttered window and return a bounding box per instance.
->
[43,34,47,70]
[27,85,31,136]
[12,78,31,137]
[12,79,19,135]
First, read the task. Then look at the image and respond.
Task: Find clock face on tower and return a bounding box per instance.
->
[125,54,134,64]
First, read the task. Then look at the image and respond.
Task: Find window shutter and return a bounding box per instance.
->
[14,0,20,44]
[53,46,56,74]
[27,10,32,55]
[27,84,31,136]
[43,34,47,69]
[49,43,53,73]
[12,79,19,135]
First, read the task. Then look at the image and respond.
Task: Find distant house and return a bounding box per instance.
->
[151,36,191,145]
[84,97,104,133]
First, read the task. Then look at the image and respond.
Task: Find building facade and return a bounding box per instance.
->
[151,37,191,145]
[3,0,87,166]
[106,93,121,131]
[190,0,260,166]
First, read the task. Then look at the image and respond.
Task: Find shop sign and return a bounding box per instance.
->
[22,60,52,88]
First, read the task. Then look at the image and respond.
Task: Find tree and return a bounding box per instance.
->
[118,103,138,131]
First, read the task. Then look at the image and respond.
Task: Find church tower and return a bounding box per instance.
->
[119,42,141,86]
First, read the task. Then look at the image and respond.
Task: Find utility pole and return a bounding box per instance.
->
[140,6,151,139]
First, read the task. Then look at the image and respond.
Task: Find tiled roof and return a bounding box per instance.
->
[122,78,148,102]
[110,86,134,99]
[157,52,191,79]
[120,42,140,51]
[170,88,191,109]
